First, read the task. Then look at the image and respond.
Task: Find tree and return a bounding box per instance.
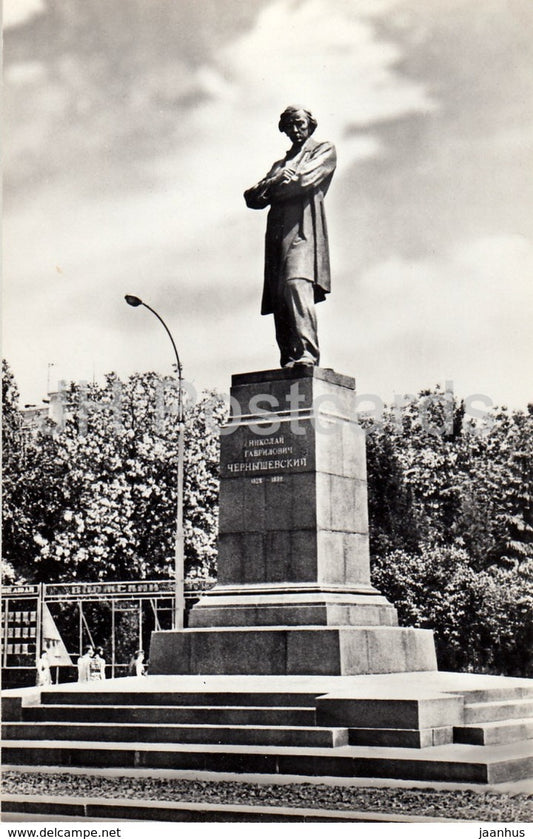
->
[365,387,533,566]
[366,387,533,676]
[2,359,36,581]
[2,367,226,584]
[463,406,533,565]
[372,546,533,676]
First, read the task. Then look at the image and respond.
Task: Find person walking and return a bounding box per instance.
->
[128,649,146,677]
[77,645,93,682]
[36,650,52,686]
[90,646,106,680]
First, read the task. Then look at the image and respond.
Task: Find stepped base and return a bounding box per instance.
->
[4,738,532,785]
[188,586,398,627]
[149,626,437,676]
[2,672,533,786]
[454,719,533,746]
[4,721,348,748]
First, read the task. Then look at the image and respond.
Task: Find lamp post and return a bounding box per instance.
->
[124,295,185,629]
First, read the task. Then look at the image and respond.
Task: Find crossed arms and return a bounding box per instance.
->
[244,142,336,209]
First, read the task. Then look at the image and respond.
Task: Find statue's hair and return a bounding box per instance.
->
[278,105,317,135]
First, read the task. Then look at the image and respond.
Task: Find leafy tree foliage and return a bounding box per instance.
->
[2,359,30,582]
[2,368,226,585]
[366,387,532,676]
[366,388,533,567]
[372,547,533,676]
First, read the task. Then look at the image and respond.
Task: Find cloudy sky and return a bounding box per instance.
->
[3,0,532,409]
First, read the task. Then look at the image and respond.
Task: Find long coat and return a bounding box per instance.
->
[244,137,336,315]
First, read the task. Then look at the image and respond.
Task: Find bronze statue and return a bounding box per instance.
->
[244,106,336,368]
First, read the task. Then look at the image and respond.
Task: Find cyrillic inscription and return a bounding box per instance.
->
[223,428,311,477]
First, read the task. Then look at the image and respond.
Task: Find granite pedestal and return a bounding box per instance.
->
[150,368,437,675]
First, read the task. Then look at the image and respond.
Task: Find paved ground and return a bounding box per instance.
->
[4,670,533,699]
[3,762,531,794]
[2,768,531,821]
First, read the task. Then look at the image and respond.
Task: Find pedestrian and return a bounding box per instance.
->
[36,650,52,686]
[128,649,146,677]
[90,646,106,680]
[77,645,94,682]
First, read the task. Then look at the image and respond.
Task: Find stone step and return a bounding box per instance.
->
[348,726,454,749]
[464,699,533,724]
[0,793,461,823]
[2,722,347,748]
[40,690,319,708]
[23,704,316,727]
[3,738,532,784]
[454,717,533,746]
[316,694,463,730]
[456,687,533,703]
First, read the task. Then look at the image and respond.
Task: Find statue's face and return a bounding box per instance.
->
[284,111,311,145]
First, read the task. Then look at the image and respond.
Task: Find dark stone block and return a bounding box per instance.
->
[150,626,436,675]
[264,475,294,530]
[1,696,23,721]
[231,367,355,390]
[289,472,317,529]
[289,530,318,581]
[242,479,266,532]
[217,533,244,584]
[264,529,291,582]
[286,630,341,675]
[218,478,244,533]
[136,748,206,771]
[190,629,289,675]
[3,800,85,818]
[278,753,356,778]
[241,533,267,583]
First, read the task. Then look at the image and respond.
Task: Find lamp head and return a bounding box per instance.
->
[125,295,143,307]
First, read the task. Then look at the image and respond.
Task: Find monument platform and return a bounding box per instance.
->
[151,367,436,675]
[149,625,436,676]
[3,671,533,787]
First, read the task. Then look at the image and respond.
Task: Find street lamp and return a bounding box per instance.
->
[124,294,185,630]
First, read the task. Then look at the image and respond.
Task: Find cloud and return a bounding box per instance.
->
[321,234,533,406]
[3,0,44,29]
[3,0,532,412]
[4,0,438,401]
[185,0,435,172]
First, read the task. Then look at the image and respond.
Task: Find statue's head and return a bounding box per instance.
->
[278,106,317,145]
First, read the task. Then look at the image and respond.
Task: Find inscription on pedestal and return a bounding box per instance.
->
[222,422,313,478]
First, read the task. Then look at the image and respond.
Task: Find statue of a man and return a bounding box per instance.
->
[244,106,336,368]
